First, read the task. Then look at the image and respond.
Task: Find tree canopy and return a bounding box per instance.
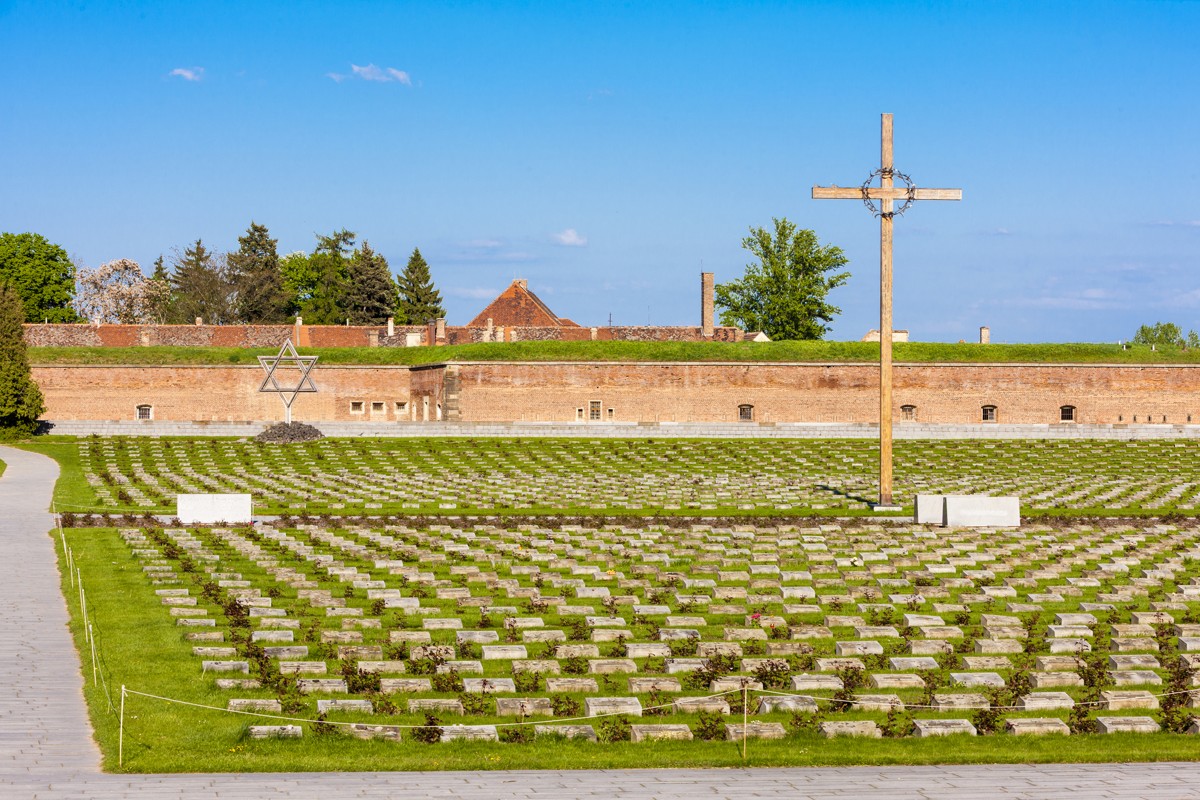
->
[228,222,289,323]
[1131,322,1200,349]
[169,240,233,324]
[0,285,45,437]
[396,247,445,324]
[0,232,78,322]
[345,241,397,325]
[714,218,849,340]
[74,259,169,324]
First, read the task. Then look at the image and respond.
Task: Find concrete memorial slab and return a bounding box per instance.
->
[176,493,253,524]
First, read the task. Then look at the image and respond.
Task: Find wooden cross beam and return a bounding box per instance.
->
[812,113,961,509]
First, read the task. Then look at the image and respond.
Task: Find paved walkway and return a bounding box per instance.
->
[3,445,1200,799]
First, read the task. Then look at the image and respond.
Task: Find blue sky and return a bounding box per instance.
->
[2,0,1197,341]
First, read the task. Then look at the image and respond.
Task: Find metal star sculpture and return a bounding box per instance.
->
[257,338,318,424]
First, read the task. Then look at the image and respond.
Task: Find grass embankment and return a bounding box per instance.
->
[28,340,1200,366]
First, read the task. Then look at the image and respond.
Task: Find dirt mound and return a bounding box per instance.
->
[255,422,324,443]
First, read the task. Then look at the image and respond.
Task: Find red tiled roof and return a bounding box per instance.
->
[467,280,580,327]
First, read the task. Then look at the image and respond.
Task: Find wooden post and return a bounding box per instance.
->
[879,113,895,508]
[119,685,126,768]
[811,113,961,509]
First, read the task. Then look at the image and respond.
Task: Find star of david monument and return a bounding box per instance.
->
[257,339,318,424]
[813,113,962,509]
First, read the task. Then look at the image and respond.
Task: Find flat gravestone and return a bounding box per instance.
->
[726,722,787,740]
[495,697,553,716]
[545,678,599,693]
[933,693,988,710]
[1102,690,1159,710]
[631,724,693,742]
[913,718,977,737]
[462,678,516,693]
[1006,718,1070,736]
[441,725,499,742]
[584,697,641,716]
[629,678,681,693]
[1096,716,1160,734]
[951,672,1005,688]
[819,720,880,738]
[1020,692,1075,711]
[793,674,844,690]
[248,725,302,739]
[673,697,730,714]
[348,723,402,741]
[535,724,597,741]
[759,695,818,714]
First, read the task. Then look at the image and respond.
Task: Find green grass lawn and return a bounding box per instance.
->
[28,340,1200,366]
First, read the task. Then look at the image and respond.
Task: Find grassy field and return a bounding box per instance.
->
[61,520,1200,773]
[17,435,1200,518]
[28,340,1200,366]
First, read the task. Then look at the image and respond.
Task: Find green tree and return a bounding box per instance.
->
[1131,322,1187,348]
[345,241,397,324]
[396,247,445,324]
[0,232,78,322]
[715,218,850,340]
[0,285,46,437]
[147,255,173,324]
[169,239,233,324]
[298,229,355,324]
[228,222,289,323]
[279,251,315,316]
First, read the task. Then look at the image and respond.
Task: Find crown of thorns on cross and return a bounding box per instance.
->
[257,339,318,412]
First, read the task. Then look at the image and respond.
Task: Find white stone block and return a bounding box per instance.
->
[942,495,1020,527]
[914,494,945,524]
[177,493,252,524]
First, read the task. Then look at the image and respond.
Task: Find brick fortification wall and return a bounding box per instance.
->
[32,360,1200,426]
[454,362,1200,425]
[33,365,415,423]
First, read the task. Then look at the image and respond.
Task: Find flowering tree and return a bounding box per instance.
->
[73,259,171,324]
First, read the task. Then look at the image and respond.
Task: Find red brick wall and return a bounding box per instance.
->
[32,365,415,423]
[30,360,1200,425]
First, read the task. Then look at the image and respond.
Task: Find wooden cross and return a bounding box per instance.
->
[812,113,962,508]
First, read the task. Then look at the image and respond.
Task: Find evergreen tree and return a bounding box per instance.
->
[396,247,445,324]
[228,222,288,323]
[344,241,397,325]
[0,285,46,437]
[148,255,172,324]
[169,239,233,324]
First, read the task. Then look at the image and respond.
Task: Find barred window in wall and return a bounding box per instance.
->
[136,404,152,420]
[589,401,602,421]
[1060,405,1076,422]
[738,404,754,422]
[982,405,997,422]
[901,404,916,421]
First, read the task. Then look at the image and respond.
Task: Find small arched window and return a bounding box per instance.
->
[981,405,997,422]
[135,404,152,421]
[738,404,754,422]
[900,404,916,421]
[1060,405,1076,422]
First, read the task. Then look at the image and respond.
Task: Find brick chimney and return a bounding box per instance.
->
[701,272,714,338]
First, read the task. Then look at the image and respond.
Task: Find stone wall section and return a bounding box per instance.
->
[29,360,1200,427]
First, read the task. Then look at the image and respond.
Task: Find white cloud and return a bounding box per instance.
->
[1148,220,1200,228]
[168,67,204,82]
[553,228,588,247]
[328,64,412,85]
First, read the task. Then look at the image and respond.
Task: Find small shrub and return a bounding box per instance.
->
[669,632,700,658]
[562,655,589,675]
[431,670,464,693]
[499,725,534,743]
[566,618,589,642]
[1068,702,1098,735]
[411,712,443,744]
[694,711,725,741]
[971,690,1004,735]
[550,694,580,717]
[459,691,489,716]
[752,658,792,690]
[597,714,632,743]
[880,705,914,738]
[788,709,823,734]
[340,659,381,694]
[514,670,543,693]
[311,712,336,736]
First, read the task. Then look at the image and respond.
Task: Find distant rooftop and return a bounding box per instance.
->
[468,279,581,328]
